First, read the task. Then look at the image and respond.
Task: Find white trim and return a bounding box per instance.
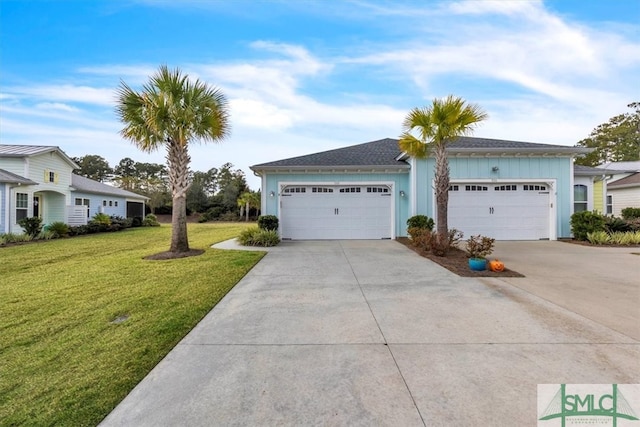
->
[261,173,267,215]
[278,180,396,239]
[409,157,417,216]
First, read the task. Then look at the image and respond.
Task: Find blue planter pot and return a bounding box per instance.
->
[468,258,487,271]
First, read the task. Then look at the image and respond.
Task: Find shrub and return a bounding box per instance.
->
[237,227,280,247]
[609,231,640,245]
[258,215,279,231]
[131,217,143,227]
[68,225,89,236]
[447,228,464,249]
[570,211,605,241]
[622,207,640,220]
[586,231,610,245]
[604,216,631,233]
[38,230,57,240]
[91,213,111,226]
[408,227,434,251]
[406,215,434,231]
[18,216,43,237]
[142,214,160,227]
[110,216,132,230]
[1,232,34,245]
[626,218,640,232]
[465,235,495,259]
[218,212,239,222]
[46,221,70,238]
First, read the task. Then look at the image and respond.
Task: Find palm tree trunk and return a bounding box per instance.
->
[433,143,450,254]
[245,201,249,221]
[167,140,190,252]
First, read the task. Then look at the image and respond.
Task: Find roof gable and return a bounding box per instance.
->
[608,172,640,189]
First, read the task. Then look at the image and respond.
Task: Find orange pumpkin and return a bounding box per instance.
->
[489,259,505,272]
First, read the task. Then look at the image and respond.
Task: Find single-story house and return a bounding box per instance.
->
[0,145,148,234]
[597,161,640,216]
[250,137,591,240]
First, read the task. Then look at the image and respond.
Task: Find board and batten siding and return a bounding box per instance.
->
[593,180,604,213]
[263,172,411,237]
[413,156,574,239]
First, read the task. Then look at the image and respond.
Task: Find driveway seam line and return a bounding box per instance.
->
[339,241,427,427]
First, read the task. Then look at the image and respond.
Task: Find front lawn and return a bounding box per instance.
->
[0,223,264,426]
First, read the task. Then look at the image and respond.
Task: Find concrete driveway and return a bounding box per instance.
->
[101,240,639,426]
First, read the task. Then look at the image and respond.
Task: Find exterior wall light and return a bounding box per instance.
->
[492,166,499,172]
[269,191,275,197]
[399,190,406,197]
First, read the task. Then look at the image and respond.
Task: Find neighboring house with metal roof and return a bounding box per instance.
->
[0,145,148,234]
[251,137,591,240]
[597,161,640,217]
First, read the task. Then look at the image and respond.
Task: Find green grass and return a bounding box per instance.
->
[0,223,264,426]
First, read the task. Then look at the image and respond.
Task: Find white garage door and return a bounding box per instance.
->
[448,183,550,240]
[280,185,392,240]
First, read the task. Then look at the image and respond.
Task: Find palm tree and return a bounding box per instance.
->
[237,191,261,221]
[399,95,487,255]
[116,65,230,253]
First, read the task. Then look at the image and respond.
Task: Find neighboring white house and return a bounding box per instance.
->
[0,145,148,234]
[597,161,640,217]
[251,137,591,241]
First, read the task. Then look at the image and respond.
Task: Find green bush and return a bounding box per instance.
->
[621,207,640,220]
[0,232,34,245]
[257,215,279,231]
[604,216,631,233]
[142,214,160,227]
[110,216,132,230]
[91,213,111,226]
[218,212,239,222]
[570,211,605,241]
[68,225,89,236]
[408,227,434,251]
[237,227,280,247]
[586,231,610,245]
[46,221,70,238]
[131,217,143,227]
[465,235,495,259]
[406,215,434,230]
[18,216,43,237]
[609,231,640,245]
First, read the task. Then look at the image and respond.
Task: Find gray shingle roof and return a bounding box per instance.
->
[608,172,640,188]
[252,138,408,169]
[574,165,607,176]
[71,174,148,200]
[251,137,590,170]
[0,169,38,185]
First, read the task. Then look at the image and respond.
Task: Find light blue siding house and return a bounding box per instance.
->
[0,145,148,234]
[250,137,590,240]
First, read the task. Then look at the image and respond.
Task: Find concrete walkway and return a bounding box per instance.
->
[101,240,639,426]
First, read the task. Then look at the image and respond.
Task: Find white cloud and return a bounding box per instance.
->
[35,102,80,113]
[7,85,115,106]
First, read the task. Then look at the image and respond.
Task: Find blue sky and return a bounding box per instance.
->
[1,0,639,190]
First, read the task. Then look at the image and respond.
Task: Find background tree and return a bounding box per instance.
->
[399,95,487,255]
[116,65,230,254]
[575,102,640,166]
[72,155,112,182]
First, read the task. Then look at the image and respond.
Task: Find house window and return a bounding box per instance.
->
[109,201,113,207]
[606,195,613,215]
[49,171,55,183]
[103,200,107,206]
[75,198,83,205]
[114,201,118,207]
[16,193,28,221]
[574,184,588,212]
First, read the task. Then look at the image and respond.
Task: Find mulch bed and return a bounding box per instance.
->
[144,249,205,260]
[396,237,524,278]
